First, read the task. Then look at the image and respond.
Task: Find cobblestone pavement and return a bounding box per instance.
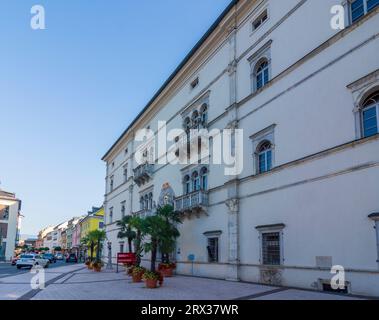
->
[0,264,365,300]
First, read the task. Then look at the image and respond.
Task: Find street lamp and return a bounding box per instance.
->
[106,241,113,270]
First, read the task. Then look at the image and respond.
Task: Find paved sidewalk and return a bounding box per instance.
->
[0,264,85,300]
[0,264,366,300]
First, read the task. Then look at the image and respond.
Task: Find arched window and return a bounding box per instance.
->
[200,104,208,124]
[140,197,144,210]
[144,195,149,210]
[200,167,208,190]
[184,175,191,194]
[192,171,200,192]
[361,92,379,138]
[192,110,199,129]
[184,117,191,131]
[255,59,269,90]
[257,140,272,174]
[149,193,153,210]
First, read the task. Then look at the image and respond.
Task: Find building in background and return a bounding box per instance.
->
[80,207,104,258]
[42,228,54,251]
[60,229,67,252]
[71,216,86,258]
[102,0,379,297]
[0,189,22,261]
[24,238,37,248]
[51,221,68,251]
[36,226,54,250]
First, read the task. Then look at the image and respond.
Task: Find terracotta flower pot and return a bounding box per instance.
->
[145,279,158,289]
[88,264,93,270]
[161,268,173,277]
[94,266,102,272]
[132,272,143,283]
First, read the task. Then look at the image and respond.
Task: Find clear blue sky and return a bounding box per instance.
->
[0,0,231,235]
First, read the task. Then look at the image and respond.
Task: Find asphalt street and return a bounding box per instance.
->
[0,260,76,279]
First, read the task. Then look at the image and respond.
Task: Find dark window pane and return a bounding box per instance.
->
[363,106,377,118]
[259,153,266,173]
[364,126,378,137]
[363,107,378,137]
[367,0,379,11]
[257,74,263,89]
[264,68,269,84]
[351,0,365,22]
[253,20,261,29]
[262,232,280,265]
[0,223,8,238]
[0,205,9,220]
[364,117,377,129]
[207,238,219,262]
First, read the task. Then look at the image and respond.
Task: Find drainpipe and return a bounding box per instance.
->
[368,213,379,269]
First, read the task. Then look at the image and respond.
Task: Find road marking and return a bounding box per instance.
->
[17,266,87,300]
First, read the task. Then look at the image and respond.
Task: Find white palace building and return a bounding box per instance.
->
[102,0,379,297]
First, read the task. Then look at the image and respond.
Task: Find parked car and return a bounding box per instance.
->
[11,255,20,266]
[66,253,78,263]
[55,253,64,260]
[16,254,50,269]
[43,253,57,263]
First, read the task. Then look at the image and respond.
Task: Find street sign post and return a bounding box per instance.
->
[116,253,136,273]
[188,254,195,276]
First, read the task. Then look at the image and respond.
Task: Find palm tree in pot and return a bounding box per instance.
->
[88,230,106,271]
[117,215,136,253]
[157,205,181,276]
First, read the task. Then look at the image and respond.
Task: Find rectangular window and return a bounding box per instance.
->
[0,223,8,238]
[351,0,365,22]
[190,77,199,89]
[262,232,281,265]
[252,9,268,31]
[207,237,219,263]
[121,202,126,219]
[363,106,378,137]
[110,176,114,192]
[351,0,379,23]
[123,165,128,182]
[109,208,113,224]
[0,242,6,258]
[259,149,272,173]
[367,0,379,11]
[0,205,9,220]
[119,243,124,253]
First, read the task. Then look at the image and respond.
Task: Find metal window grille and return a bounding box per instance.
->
[262,232,280,265]
[207,238,219,262]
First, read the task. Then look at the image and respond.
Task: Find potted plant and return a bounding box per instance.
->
[132,266,146,283]
[85,259,91,269]
[81,235,95,267]
[142,270,163,289]
[117,216,136,253]
[92,261,103,272]
[126,265,135,276]
[158,262,176,277]
[157,205,181,278]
